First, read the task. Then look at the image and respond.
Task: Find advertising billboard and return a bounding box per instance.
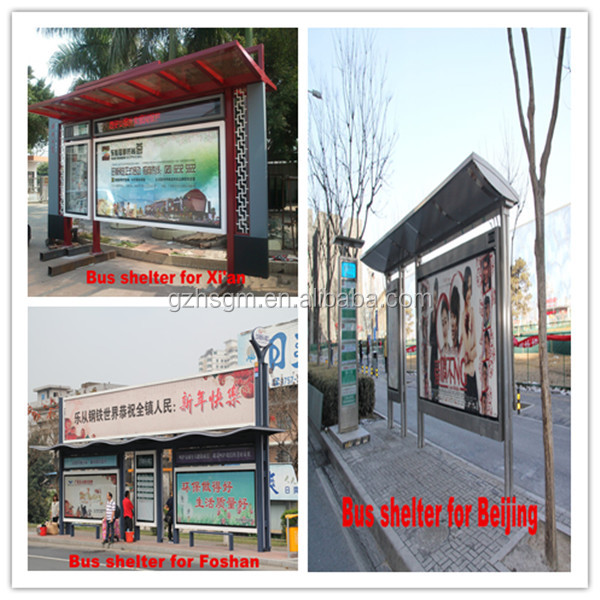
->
[417,233,499,422]
[63,471,118,523]
[94,123,226,234]
[62,367,256,442]
[238,321,298,388]
[175,468,256,532]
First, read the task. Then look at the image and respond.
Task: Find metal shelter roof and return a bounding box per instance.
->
[28,41,276,123]
[33,426,282,454]
[361,153,519,274]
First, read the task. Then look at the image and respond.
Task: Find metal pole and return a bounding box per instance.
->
[400,266,407,438]
[500,207,514,497]
[386,273,394,429]
[415,259,424,448]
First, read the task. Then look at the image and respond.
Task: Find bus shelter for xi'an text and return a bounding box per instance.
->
[33,361,282,553]
[28,41,276,278]
[361,153,519,495]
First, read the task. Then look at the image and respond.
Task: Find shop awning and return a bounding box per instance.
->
[31,426,283,454]
[361,153,519,274]
[28,41,276,123]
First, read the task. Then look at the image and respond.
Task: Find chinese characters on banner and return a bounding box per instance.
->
[62,368,256,442]
[418,250,498,419]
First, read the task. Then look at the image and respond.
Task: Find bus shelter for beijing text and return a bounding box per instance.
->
[28,41,276,278]
[33,360,282,553]
[361,153,518,495]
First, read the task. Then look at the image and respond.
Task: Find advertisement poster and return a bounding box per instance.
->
[417,250,498,419]
[175,470,256,530]
[64,143,89,216]
[95,125,224,232]
[238,321,299,388]
[63,472,117,522]
[62,367,256,442]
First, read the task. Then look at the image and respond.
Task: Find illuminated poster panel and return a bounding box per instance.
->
[175,469,257,532]
[95,123,226,234]
[64,142,90,218]
[63,471,118,523]
[417,245,498,420]
[62,367,256,442]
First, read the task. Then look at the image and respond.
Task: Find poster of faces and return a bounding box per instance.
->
[417,250,498,419]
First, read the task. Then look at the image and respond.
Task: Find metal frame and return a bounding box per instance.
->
[62,138,92,219]
[134,450,158,528]
[173,464,258,534]
[337,255,359,434]
[92,120,227,235]
[415,225,513,495]
[61,469,120,525]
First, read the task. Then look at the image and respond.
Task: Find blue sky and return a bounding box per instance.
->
[308,26,573,248]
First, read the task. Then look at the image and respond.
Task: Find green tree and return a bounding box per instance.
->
[28,428,56,524]
[27,67,54,152]
[511,256,533,326]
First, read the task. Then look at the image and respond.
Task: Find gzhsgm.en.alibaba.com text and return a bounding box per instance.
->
[343,496,538,536]
[69,553,260,570]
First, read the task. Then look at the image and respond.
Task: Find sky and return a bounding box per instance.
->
[28,307,297,405]
[308,26,575,249]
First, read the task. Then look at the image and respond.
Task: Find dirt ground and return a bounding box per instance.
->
[502,521,571,572]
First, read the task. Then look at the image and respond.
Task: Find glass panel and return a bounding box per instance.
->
[65,143,89,216]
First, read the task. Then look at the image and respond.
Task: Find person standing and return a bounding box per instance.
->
[165,492,174,542]
[103,492,116,546]
[123,490,134,537]
[50,493,60,523]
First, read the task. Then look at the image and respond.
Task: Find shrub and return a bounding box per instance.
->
[308,365,375,428]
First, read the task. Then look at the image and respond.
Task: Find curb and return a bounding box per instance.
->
[316,425,420,572]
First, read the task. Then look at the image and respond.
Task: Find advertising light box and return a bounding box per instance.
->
[63,471,118,523]
[64,142,91,218]
[62,367,256,442]
[94,123,226,234]
[417,231,499,424]
[175,469,256,532]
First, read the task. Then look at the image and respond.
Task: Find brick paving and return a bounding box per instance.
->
[319,418,570,572]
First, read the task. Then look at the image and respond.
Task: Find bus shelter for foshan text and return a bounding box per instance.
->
[361,153,519,495]
[28,41,276,278]
[34,361,281,553]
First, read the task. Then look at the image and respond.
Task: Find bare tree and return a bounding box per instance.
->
[309,30,396,363]
[507,27,567,571]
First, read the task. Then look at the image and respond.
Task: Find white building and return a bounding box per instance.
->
[198,338,239,373]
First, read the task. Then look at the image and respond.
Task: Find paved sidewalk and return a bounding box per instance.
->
[29,527,296,571]
[314,417,571,572]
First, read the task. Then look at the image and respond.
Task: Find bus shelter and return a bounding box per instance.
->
[32,332,281,553]
[28,41,276,278]
[361,153,518,495]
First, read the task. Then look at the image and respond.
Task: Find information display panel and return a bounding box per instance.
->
[416,229,503,441]
[94,122,226,234]
[175,468,257,533]
[64,141,91,218]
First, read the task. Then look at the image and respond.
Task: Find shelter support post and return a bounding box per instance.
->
[415,258,425,448]
[156,448,164,543]
[386,272,394,430]
[499,208,514,497]
[92,220,102,254]
[400,266,407,438]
